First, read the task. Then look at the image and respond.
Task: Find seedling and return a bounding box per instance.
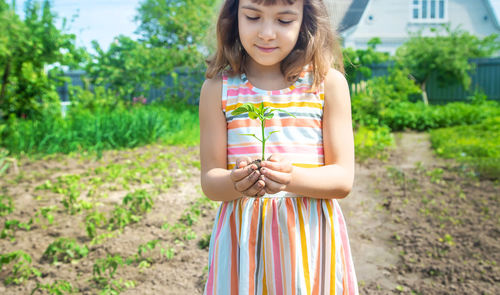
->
[123,189,153,215]
[31,280,78,294]
[0,251,41,285]
[0,195,14,216]
[85,211,107,239]
[232,102,295,163]
[42,237,89,264]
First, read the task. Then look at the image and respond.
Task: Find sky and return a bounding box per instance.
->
[13,0,500,52]
[15,0,142,51]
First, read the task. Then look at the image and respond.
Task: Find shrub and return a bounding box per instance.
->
[354,125,394,161]
[430,116,500,179]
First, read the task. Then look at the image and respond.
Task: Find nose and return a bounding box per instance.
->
[257,21,276,41]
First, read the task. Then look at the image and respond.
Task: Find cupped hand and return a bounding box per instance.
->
[229,156,266,198]
[259,154,293,195]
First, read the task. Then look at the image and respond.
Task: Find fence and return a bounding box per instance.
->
[58,58,500,105]
[349,58,500,104]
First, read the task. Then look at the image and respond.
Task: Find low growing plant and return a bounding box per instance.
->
[123,189,153,215]
[42,237,89,264]
[31,280,78,295]
[0,195,14,216]
[0,251,41,285]
[232,102,295,162]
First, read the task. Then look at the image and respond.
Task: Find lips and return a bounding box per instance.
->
[256,45,277,53]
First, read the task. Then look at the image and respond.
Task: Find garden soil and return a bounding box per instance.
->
[0,132,498,294]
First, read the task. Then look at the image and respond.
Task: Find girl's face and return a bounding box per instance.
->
[238,0,303,69]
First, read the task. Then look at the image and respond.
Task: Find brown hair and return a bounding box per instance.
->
[205,0,344,90]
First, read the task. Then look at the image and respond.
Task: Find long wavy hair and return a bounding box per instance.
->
[205,0,344,90]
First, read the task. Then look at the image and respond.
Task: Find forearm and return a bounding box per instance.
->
[285,165,354,199]
[201,168,244,202]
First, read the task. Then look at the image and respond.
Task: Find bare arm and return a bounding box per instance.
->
[260,69,355,199]
[199,77,266,201]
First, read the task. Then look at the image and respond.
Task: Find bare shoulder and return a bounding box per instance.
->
[201,75,223,98]
[199,75,223,110]
[324,68,350,105]
[324,68,349,93]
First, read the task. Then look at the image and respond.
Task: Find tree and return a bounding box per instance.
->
[396,25,500,104]
[85,35,202,103]
[0,0,85,119]
[343,38,390,85]
[134,0,217,56]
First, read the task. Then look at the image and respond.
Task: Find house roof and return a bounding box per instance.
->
[338,0,369,32]
[485,0,500,29]
[337,0,500,32]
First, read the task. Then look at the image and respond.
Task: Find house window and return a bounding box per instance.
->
[411,0,447,22]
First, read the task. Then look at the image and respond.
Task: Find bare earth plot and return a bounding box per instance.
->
[0,132,498,294]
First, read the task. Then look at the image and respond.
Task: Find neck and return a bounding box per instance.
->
[245,59,282,80]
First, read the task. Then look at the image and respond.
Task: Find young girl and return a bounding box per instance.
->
[199,0,358,293]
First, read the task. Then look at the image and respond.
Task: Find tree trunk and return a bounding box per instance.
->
[420,79,429,105]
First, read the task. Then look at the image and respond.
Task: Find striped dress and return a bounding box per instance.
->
[203,70,358,295]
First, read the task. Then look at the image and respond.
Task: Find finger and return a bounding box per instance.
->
[266,154,283,162]
[235,156,252,169]
[242,179,265,197]
[230,163,257,182]
[262,177,283,195]
[234,169,261,192]
[260,160,293,173]
[260,167,292,186]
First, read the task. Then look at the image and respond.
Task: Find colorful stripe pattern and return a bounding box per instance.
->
[203,71,358,294]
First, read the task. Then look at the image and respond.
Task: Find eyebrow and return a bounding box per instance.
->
[241,5,299,15]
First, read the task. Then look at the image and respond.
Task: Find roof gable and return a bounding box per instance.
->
[338,0,369,32]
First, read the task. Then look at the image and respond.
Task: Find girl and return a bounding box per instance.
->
[199,0,358,293]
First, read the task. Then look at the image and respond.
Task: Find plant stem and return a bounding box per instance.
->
[261,118,265,160]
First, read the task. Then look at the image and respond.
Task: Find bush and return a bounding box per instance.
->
[1,103,199,156]
[430,116,500,179]
[352,67,421,126]
[354,125,394,161]
[382,101,499,131]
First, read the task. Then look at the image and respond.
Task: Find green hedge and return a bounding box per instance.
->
[1,104,199,156]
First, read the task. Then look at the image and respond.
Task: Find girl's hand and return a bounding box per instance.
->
[230,157,266,198]
[260,154,293,194]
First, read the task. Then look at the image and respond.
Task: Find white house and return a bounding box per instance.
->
[332,0,500,55]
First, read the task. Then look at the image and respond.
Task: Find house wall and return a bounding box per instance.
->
[342,0,500,55]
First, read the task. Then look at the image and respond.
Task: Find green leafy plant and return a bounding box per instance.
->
[42,237,89,264]
[1,219,32,240]
[31,206,56,229]
[31,280,78,295]
[85,211,108,240]
[0,251,41,285]
[107,206,141,231]
[232,102,295,161]
[92,254,134,294]
[123,189,153,215]
[0,194,14,216]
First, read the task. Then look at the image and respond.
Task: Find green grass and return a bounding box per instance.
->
[1,103,199,156]
[354,125,395,161]
[430,116,500,179]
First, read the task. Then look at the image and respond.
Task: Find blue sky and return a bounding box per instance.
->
[15,0,142,51]
[14,0,500,52]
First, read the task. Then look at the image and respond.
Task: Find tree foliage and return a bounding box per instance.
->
[395,25,500,104]
[135,0,217,51]
[0,0,85,119]
[343,38,390,85]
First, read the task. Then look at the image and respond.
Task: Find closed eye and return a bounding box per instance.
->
[246,16,259,21]
[278,19,293,24]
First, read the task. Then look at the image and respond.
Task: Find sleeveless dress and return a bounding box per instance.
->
[203,69,358,295]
